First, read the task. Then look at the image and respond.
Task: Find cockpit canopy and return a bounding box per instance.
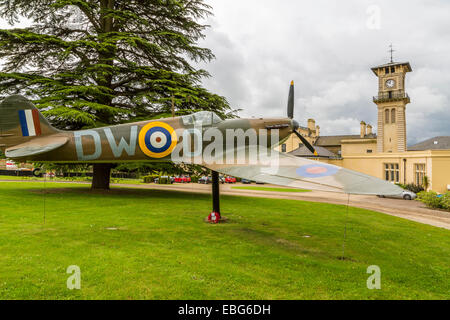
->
[181,111,222,126]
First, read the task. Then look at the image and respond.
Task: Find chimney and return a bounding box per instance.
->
[307,119,315,131]
[360,121,366,138]
[367,124,373,135]
[316,125,320,137]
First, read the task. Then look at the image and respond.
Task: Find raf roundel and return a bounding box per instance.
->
[138,121,177,158]
[296,163,339,178]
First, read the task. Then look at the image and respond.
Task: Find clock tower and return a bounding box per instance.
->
[371,58,412,153]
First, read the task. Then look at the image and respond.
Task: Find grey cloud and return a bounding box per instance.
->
[199,0,450,144]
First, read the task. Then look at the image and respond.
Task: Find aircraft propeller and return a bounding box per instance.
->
[287,81,318,156]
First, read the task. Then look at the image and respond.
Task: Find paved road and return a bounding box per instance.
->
[2,179,449,230]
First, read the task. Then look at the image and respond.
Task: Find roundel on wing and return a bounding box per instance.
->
[138,121,177,158]
[296,163,339,178]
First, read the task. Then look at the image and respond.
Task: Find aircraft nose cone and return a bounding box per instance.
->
[291,119,299,131]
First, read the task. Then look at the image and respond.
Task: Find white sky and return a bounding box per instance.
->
[1,1,449,144]
[199,0,450,143]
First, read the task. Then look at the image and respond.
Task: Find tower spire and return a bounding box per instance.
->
[388,44,395,63]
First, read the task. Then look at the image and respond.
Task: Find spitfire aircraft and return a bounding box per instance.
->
[0,81,402,214]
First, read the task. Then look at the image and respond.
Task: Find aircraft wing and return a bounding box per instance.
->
[201,146,403,196]
[5,135,69,158]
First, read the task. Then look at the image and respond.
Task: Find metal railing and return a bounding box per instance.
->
[373,91,410,103]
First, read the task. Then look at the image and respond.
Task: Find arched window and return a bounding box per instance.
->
[385,109,390,124]
[391,108,396,123]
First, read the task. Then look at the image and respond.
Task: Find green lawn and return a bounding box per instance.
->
[0,174,144,185]
[0,181,448,299]
[232,186,310,192]
[0,174,44,181]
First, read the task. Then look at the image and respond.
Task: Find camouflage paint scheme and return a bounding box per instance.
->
[0,95,291,162]
[0,95,404,195]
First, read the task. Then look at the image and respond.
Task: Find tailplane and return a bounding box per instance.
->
[0,95,58,152]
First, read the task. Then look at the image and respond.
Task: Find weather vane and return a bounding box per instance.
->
[388,44,395,63]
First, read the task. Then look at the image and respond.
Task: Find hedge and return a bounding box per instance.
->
[417,191,450,211]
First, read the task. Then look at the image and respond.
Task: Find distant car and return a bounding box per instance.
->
[255,181,265,184]
[174,175,191,183]
[225,176,237,183]
[154,176,174,184]
[378,190,417,200]
[46,172,56,178]
[32,168,43,177]
[198,176,211,184]
[5,160,18,170]
[241,179,252,184]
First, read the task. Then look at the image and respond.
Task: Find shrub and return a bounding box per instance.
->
[423,176,429,190]
[190,175,200,183]
[441,192,450,210]
[395,183,407,189]
[142,174,158,183]
[404,183,424,194]
[416,191,450,211]
[158,176,171,184]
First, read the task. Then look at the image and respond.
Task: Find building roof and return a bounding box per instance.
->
[371,61,412,75]
[288,145,337,158]
[408,136,450,151]
[315,134,377,146]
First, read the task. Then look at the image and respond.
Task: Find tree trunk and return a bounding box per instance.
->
[91,163,112,190]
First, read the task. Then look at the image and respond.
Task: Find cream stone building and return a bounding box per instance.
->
[281,59,450,193]
[276,118,320,153]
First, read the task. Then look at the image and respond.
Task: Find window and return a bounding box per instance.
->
[385,109,390,123]
[367,149,373,153]
[385,67,390,74]
[384,163,399,182]
[391,108,396,123]
[281,144,286,153]
[415,164,426,186]
[390,66,395,73]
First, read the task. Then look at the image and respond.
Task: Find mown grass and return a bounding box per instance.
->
[0,181,448,300]
[0,175,144,185]
[232,186,310,192]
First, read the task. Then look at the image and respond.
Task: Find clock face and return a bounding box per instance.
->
[385,79,395,88]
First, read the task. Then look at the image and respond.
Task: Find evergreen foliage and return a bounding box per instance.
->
[0,0,235,130]
[0,0,236,187]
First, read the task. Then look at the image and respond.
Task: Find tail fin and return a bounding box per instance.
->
[0,95,58,151]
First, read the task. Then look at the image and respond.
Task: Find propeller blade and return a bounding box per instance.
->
[287,80,294,119]
[287,80,317,156]
[294,130,318,156]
